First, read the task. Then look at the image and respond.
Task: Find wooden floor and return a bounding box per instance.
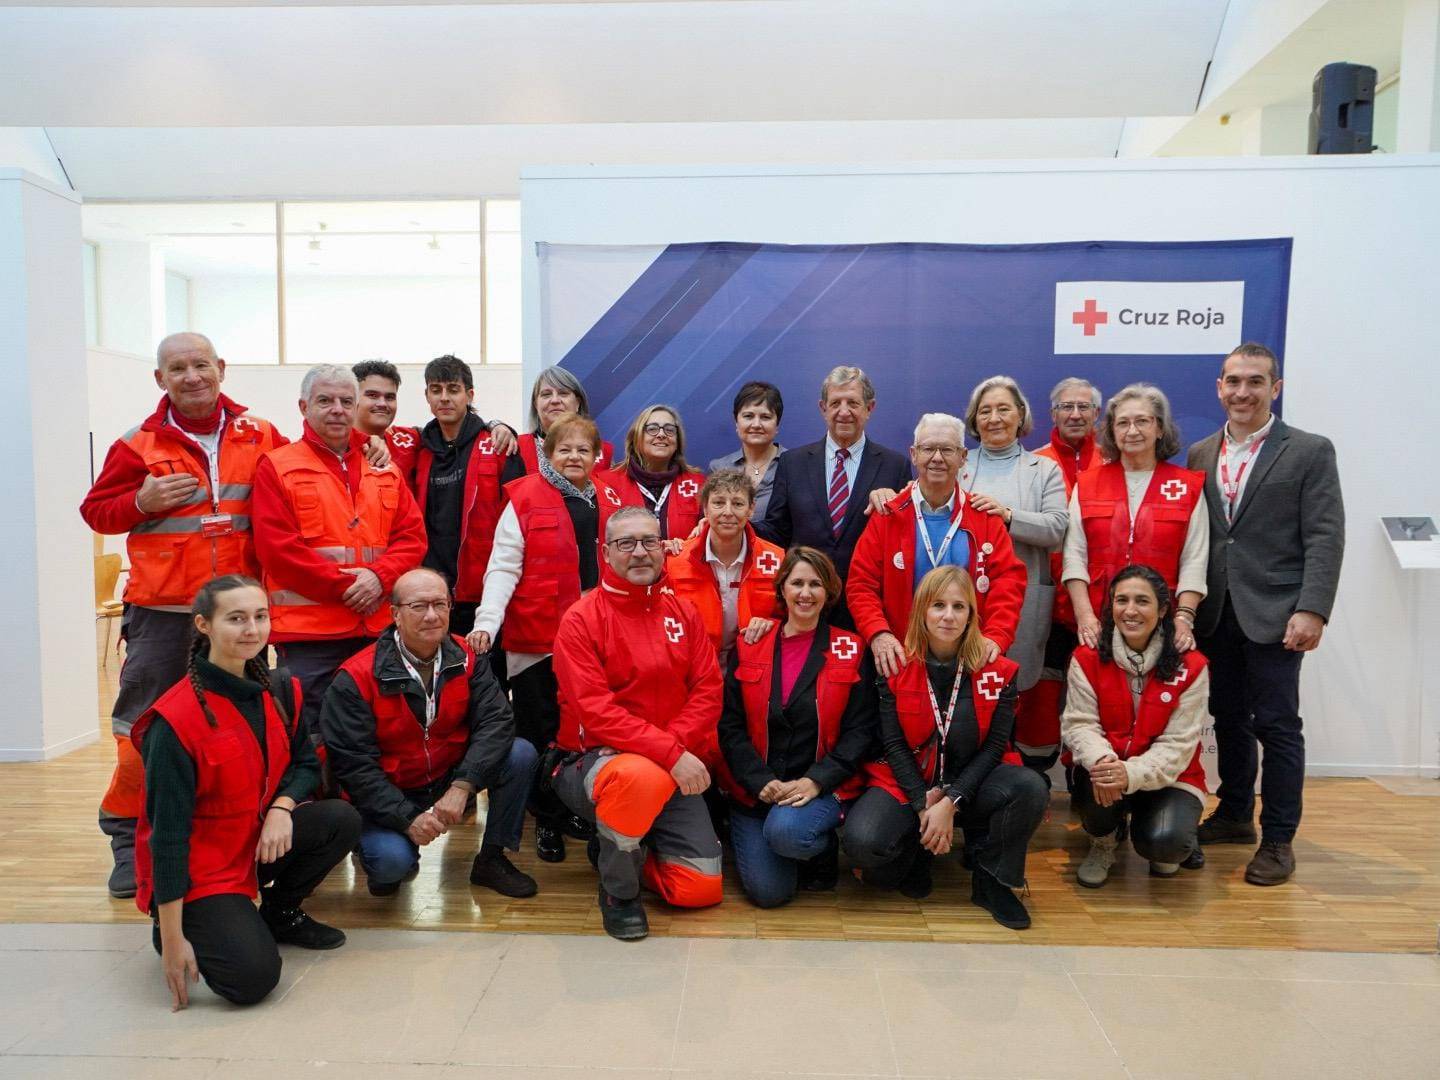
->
[2,633,1436,953]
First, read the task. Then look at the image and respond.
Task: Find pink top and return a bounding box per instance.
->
[779,628,817,704]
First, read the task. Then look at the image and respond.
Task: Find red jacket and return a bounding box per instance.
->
[132,673,299,912]
[1035,428,1103,629]
[1074,461,1204,614]
[847,483,1026,652]
[500,473,619,655]
[80,395,287,607]
[517,432,614,476]
[665,523,784,653]
[597,464,704,539]
[553,563,722,769]
[861,655,1020,804]
[1071,645,1208,797]
[252,424,427,641]
[383,425,420,487]
[414,429,509,602]
[717,623,866,805]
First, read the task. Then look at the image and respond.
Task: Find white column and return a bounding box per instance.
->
[1237,101,1311,156]
[96,240,166,358]
[0,169,99,760]
[1400,0,1440,152]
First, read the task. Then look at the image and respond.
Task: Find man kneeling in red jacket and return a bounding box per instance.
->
[552,507,724,940]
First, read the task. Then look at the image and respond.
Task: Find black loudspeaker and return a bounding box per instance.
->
[1308,62,1375,154]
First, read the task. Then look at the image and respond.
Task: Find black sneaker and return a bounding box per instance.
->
[535,824,566,863]
[798,836,838,892]
[262,907,347,950]
[470,851,538,898]
[1180,841,1206,870]
[970,868,1031,930]
[1197,814,1257,846]
[898,849,934,900]
[366,864,418,897]
[562,813,595,841]
[598,883,648,941]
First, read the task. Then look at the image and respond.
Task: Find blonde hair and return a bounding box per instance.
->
[902,565,988,672]
[619,404,693,473]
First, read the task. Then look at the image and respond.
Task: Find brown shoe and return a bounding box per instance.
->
[1244,841,1295,886]
[1196,814,1257,846]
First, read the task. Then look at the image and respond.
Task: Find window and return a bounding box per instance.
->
[80,198,519,366]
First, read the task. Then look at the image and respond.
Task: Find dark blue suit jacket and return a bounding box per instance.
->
[757,436,912,582]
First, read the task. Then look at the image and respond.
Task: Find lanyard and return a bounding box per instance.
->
[640,481,672,520]
[1219,434,1268,522]
[912,492,964,573]
[925,665,965,784]
[397,646,443,729]
[170,409,226,513]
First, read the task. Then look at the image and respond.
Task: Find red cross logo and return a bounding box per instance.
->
[1164,664,1189,686]
[977,671,1005,701]
[604,486,621,507]
[477,436,494,455]
[1160,479,1187,502]
[230,417,257,434]
[755,550,781,576]
[830,636,858,661]
[664,616,684,644]
[389,429,415,449]
[677,478,699,498]
[1072,299,1108,336]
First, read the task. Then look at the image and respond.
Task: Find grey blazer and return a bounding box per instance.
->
[1186,419,1345,643]
[959,449,1068,689]
[707,445,785,522]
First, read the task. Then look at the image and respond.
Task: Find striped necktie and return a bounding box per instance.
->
[828,447,851,535]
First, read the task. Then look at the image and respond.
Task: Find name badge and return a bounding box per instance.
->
[200,513,235,538]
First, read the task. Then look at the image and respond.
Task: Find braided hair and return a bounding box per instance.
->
[1097,564,1183,683]
[187,574,288,729]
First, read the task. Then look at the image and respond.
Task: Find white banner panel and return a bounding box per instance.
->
[1054,280,1244,354]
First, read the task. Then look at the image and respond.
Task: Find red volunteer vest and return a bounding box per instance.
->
[414,430,509,602]
[384,425,420,487]
[861,655,1020,804]
[517,433,614,476]
[131,675,298,913]
[666,524,784,652]
[337,634,474,791]
[501,474,618,655]
[1036,430,1102,629]
[718,625,866,805]
[1075,461,1204,615]
[598,464,704,539]
[1071,645,1208,794]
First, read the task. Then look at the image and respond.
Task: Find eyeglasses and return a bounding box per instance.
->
[607,536,664,553]
[398,600,452,616]
[1113,416,1158,431]
[642,423,679,437]
[1053,402,1096,414]
[915,444,962,459]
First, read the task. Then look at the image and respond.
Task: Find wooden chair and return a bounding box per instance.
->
[95,553,125,666]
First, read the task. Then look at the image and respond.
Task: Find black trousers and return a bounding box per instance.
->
[274,637,372,729]
[508,657,566,828]
[1071,766,1202,864]
[1198,597,1307,843]
[843,764,1048,889]
[150,800,360,1006]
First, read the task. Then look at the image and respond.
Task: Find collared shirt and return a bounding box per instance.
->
[824,432,867,497]
[706,532,749,658]
[913,486,970,576]
[1217,414,1276,518]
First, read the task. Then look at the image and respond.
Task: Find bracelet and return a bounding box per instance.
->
[269,805,293,814]
[1175,613,1195,626]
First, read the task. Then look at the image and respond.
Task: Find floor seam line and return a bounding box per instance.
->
[1065,968,1135,1080]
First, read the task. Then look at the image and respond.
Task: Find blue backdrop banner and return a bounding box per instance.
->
[538,239,1292,465]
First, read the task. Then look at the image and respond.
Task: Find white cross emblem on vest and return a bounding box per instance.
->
[977,670,1005,701]
[604,486,621,507]
[664,616,684,644]
[477,436,494,455]
[677,477,699,498]
[755,550,781,576]
[1164,664,1189,686]
[389,428,415,449]
[1160,478,1187,502]
[231,417,256,435]
[830,636,858,661]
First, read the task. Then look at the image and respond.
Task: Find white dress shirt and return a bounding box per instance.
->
[1217,414,1276,522]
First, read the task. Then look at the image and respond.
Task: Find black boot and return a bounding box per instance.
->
[260,904,347,950]
[899,849,934,900]
[470,849,538,898]
[598,883,648,941]
[798,835,839,892]
[561,813,595,841]
[100,815,137,899]
[971,867,1031,930]
[535,823,566,863]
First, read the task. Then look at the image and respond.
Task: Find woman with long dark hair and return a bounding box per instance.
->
[133,575,360,1008]
[1063,564,1210,888]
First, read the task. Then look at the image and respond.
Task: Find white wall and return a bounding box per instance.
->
[522,155,1440,777]
[0,128,67,188]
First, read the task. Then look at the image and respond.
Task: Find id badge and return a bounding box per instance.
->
[200,513,235,538]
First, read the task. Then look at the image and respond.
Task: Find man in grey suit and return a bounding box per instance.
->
[1187,343,1345,886]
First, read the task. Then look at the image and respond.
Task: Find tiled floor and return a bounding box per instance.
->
[2,923,1438,1079]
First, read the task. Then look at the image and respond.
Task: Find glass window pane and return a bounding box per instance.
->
[80,202,279,363]
[484,198,521,365]
[281,200,481,369]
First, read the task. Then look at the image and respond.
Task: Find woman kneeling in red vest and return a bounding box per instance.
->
[717,547,876,908]
[843,565,1049,929]
[133,575,361,1009]
[1062,564,1209,888]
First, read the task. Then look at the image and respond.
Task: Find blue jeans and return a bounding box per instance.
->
[358,738,537,886]
[728,795,844,909]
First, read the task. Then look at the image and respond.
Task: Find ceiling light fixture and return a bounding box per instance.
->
[428,234,441,251]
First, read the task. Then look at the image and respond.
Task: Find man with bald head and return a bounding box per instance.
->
[82,332,289,899]
[320,568,538,898]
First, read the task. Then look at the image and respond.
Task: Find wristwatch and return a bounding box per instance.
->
[948,791,967,810]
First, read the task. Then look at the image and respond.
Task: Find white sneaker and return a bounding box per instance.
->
[1078,832,1119,888]
[1149,860,1180,877]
